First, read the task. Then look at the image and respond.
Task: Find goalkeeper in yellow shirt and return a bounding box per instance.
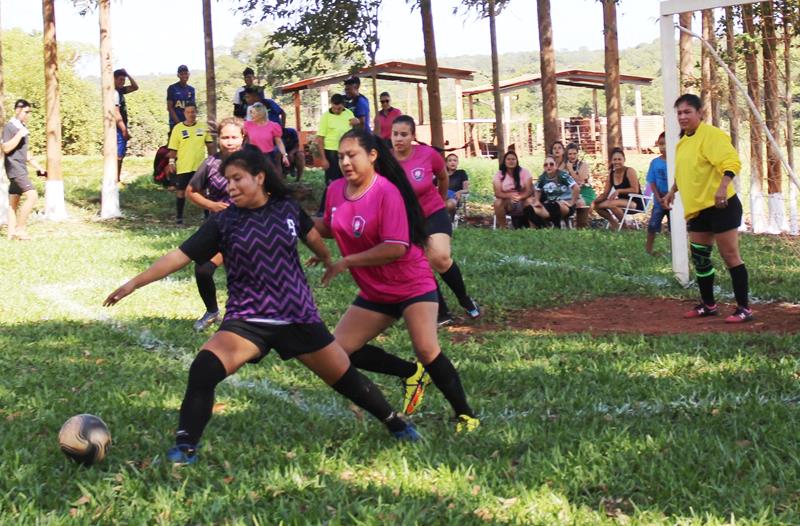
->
[664,94,752,323]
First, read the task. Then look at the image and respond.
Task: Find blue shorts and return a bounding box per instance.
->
[648,202,670,233]
[116,129,127,158]
[447,190,457,201]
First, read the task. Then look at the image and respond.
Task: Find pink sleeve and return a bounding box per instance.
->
[492,171,502,184]
[430,148,445,174]
[271,122,282,139]
[379,186,410,246]
[520,168,532,187]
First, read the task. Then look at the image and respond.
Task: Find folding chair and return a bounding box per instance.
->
[617,186,654,231]
[452,192,469,230]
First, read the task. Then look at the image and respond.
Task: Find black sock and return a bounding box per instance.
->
[543,201,562,228]
[176,197,186,219]
[176,350,227,445]
[436,281,450,317]
[349,344,417,378]
[697,273,716,306]
[524,206,541,229]
[729,263,749,308]
[194,261,218,313]
[425,352,473,417]
[440,262,469,305]
[330,365,398,427]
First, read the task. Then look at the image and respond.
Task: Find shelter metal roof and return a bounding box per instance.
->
[277,61,475,94]
[461,69,653,97]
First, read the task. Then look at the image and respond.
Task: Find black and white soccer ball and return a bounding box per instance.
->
[58,414,111,466]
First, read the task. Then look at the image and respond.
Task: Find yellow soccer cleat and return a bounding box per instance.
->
[455,414,480,433]
[402,362,431,415]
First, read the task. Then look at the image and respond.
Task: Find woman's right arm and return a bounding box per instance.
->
[493,173,512,199]
[104,249,191,306]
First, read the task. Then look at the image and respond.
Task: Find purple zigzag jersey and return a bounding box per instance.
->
[215,199,321,323]
[204,156,231,204]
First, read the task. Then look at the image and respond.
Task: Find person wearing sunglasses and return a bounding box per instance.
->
[374,92,402,147]
[531,155,579,228]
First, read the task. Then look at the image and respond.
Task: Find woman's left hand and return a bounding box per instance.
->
[321,258,349,286]
[714,186,728,208]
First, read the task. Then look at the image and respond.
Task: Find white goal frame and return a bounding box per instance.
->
[660,0,760,286]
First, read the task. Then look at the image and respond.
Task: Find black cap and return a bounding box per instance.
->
[177,65,189,73]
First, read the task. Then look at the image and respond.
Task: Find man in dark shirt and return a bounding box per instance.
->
[2,99,44,240]
[114,68,139,182]
[343,76,370,132]
[232,67,265,118]
[167,65,196,131]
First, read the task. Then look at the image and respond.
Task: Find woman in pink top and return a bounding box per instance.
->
[492,150,535,228]
[391,115,481,326]
[313,128,478,432]
[244,102,290,170]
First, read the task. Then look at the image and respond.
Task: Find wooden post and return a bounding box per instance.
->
[42,0,66,220]
[98,0,119,219]
[634,85,643,153]
[468,95,479,157]
[202,0,216,144]
[503,94,511,151]
[455,79,464,152]
[417,83,424,125]
[293,91,302,131]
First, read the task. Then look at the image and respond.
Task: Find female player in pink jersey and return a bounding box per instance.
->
[391,116,479,326]
[312,129,479,432]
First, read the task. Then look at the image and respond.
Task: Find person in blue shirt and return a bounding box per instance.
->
[232,67,265,118]
[646,132,670,254]
[243,87,285,128]
[167,65,196,131]
[344,76,371,132]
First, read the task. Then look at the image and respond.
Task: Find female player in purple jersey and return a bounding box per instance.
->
[104,146,419,464]
[312,129,479,432]
[185,117,243,332]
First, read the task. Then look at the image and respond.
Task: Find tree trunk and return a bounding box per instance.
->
[679,12,694,92]
[42,0,66,220]
[537,0,558,153]
[0,2,8,227]
[489,0,505,155]
[202,0,217,152]
[762,1,783,232]
[99,0,120,219]
[419,0,443,151]
[784,2,797,234]
[602,0,621,154]
[702,10,720,125]
[742,4,766,233]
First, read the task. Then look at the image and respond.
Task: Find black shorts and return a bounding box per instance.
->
[9,174,34,195]
[424,207,453,237]
[171,172,194,191]
[218,319,335,363]
[687,194,743,234]
[353,290,438,319]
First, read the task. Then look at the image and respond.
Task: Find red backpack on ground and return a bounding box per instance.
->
[153,145,170,186]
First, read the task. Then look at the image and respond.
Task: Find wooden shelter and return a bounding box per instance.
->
[462,69,654,157]
[277,61,475,148]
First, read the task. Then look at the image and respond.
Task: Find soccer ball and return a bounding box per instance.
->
[58,414,111,466]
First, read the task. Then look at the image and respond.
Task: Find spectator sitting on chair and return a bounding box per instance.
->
[531,155,580,229]
[646,132,670,254]
[593,147,643,230]
[445,153,469,219]
[243,102,289,172]
[282,127,305,181]
[565,143,594,207]
[493,150,534,229]
[550,140,567,172]
[243,86,285,128]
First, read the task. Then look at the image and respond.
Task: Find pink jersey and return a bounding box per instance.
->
[244,120,282,153]
[324,174,436,303]
[397,144,446,217]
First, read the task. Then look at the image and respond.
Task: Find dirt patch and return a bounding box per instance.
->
[448,297,800,337]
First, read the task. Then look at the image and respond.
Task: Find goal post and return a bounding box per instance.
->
[659,0,760,286]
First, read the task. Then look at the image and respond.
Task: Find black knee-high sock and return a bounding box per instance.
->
[543,201,562,228]
[176,350,227,445]
[524,205,544,229]
[425,352,473,417]
[176,197,186,219]
[729,263,749,308]
[697,274,715,306]
[331,366,406,432]
[194,261,218,313]
[436,281,450,317]
[349,344,417,378]
[440,262,469,305]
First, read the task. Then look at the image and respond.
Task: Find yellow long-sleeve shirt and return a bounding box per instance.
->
[675,122,742,219]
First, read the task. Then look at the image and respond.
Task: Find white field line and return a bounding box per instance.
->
[31,283,350,418]
[497,255,787,305]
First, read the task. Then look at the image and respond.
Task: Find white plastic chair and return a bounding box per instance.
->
[452,192,470,230]
[617,186,654,231]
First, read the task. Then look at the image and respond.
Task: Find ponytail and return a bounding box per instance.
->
[339,129,427,247]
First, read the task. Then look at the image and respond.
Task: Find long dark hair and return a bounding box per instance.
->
[608,146,627,181]
[339,128,427,247]
[499,150,522,191]
[221,145,291,200]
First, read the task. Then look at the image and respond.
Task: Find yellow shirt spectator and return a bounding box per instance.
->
[675,122,741,219]
[168,122,213,174]
[318,107,355,151]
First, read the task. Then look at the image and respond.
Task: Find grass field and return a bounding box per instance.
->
[1,157,800,525]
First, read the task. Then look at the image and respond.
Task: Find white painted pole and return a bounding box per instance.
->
[661,13,691,286]
[320,88,329,114]
[455,79,465,149]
